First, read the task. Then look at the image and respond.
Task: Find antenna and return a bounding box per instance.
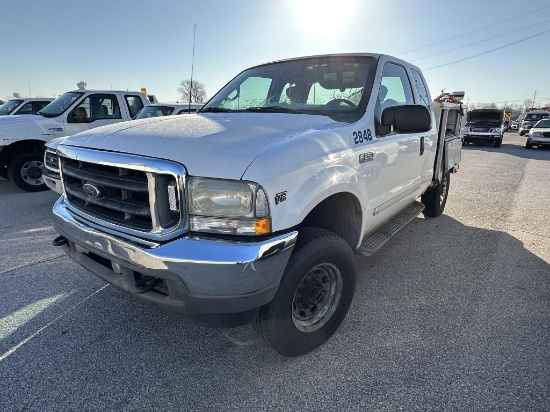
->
[189,24,196,112]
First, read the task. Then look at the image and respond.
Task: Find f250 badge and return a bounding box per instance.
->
[275,191,287,205]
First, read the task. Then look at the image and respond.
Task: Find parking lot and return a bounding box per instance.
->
[1,132,549,411]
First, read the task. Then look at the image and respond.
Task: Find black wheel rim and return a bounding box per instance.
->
[292,262,343,333]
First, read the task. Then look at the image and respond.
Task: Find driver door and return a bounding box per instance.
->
[64,93,123,136]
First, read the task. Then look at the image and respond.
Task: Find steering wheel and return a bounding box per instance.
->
[326,98,356,109]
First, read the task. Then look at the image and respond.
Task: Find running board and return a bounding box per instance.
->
[356,201,425,256]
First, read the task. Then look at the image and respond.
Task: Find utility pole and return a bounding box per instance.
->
[532,90,537,108]
[189,24,196,111]
[28,78,32,97]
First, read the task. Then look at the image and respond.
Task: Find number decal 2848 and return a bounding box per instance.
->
[353,129,373,144]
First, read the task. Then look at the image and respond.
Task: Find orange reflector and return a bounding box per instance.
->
[255,218,271,235]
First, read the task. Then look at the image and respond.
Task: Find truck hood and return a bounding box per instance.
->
[60,113,343,179]
[466,110,504,125]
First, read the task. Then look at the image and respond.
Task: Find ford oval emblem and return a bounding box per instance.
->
[82,183,102,198]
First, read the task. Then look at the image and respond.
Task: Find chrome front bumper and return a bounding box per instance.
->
[52,197,297,326]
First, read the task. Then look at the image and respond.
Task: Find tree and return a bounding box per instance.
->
[178,79,207,103]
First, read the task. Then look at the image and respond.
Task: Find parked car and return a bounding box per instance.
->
[510,120,518,131]
[0,98,54,116]
[134,103,203,119]
[525,118,550,149]
[519,109,550,136]
[462,108,504,147]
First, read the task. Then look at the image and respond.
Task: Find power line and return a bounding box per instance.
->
[422,28,550,71]
[412,19,550,62]
[397,5,550,56]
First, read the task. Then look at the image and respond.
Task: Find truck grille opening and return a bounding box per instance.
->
[58,148,187,240]
[45,150,59,170]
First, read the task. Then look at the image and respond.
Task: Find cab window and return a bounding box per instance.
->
[125,95,145,118]
[411,69,431,107]
[67,94,121,123]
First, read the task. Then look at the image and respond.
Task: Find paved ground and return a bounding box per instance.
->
[0,132,549,411]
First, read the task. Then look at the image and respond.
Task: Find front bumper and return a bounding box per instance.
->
[42,167,63,193]
[527,136,550,146]
[463,133,501,143]
[53,197,297,327]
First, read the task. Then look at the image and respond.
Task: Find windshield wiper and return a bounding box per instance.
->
[246,106,304,114]
[198,107,232,113]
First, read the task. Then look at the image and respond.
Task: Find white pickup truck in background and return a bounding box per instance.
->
[0,97,54,116]
[51,53,465,356]
[0,88,151,191]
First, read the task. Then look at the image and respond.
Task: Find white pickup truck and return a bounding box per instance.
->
[0,97,54,116]
[0,88,151,191]
[51,54,465,356]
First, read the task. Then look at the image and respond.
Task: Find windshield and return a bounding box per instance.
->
[534,119,550,128]
[134,105,175,119]
[525,113,549,121]
[202,56,376,120]
[0,99,23,115]
[39,92,84,117]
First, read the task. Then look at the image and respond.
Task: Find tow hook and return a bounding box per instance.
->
[52,236,68,246]
[134,276,162,294]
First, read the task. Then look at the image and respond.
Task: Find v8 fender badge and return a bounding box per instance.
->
[275,191,287,205]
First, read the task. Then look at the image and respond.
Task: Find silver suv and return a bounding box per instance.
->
[519,110,550,136]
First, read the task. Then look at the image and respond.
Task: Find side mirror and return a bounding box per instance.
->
[381,105,431,133]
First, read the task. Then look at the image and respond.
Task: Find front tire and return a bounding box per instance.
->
[7,152,48,192]
[494,138,502,148]
[254,227,356,357]
[422,169,450,217]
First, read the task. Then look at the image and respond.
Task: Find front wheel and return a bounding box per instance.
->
[494,138,502,148]
[422,169,450,217]
[7,152,48,192]
[254,227,356,357]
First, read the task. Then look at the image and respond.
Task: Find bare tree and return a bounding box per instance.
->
[178,79,207,103]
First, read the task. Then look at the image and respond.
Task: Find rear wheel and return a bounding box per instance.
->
[422,169,450,217]
[7,152,48,192]
[254,227,356,357]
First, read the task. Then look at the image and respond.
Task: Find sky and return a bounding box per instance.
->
[1,0,549,108]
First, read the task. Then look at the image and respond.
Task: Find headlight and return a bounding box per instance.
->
[188,177,271,235]
[492,128,501,133]
[532,131,542,137]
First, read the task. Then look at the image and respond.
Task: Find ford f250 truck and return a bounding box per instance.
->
[51,54,465,356]
[0,88,151,191]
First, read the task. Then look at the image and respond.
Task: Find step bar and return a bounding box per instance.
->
[356,201,425,256]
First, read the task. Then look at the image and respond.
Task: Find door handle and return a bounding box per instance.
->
[420,136,425,155]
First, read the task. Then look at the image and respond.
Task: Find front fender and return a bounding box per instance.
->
[0,115,64,145]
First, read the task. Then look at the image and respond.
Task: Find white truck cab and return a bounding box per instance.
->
[0,97,54,116]
[0,88,150,191]
[52,54,464,356]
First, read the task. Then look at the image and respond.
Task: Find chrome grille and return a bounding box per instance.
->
[45,149,59,170]
[57,146,187,241]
